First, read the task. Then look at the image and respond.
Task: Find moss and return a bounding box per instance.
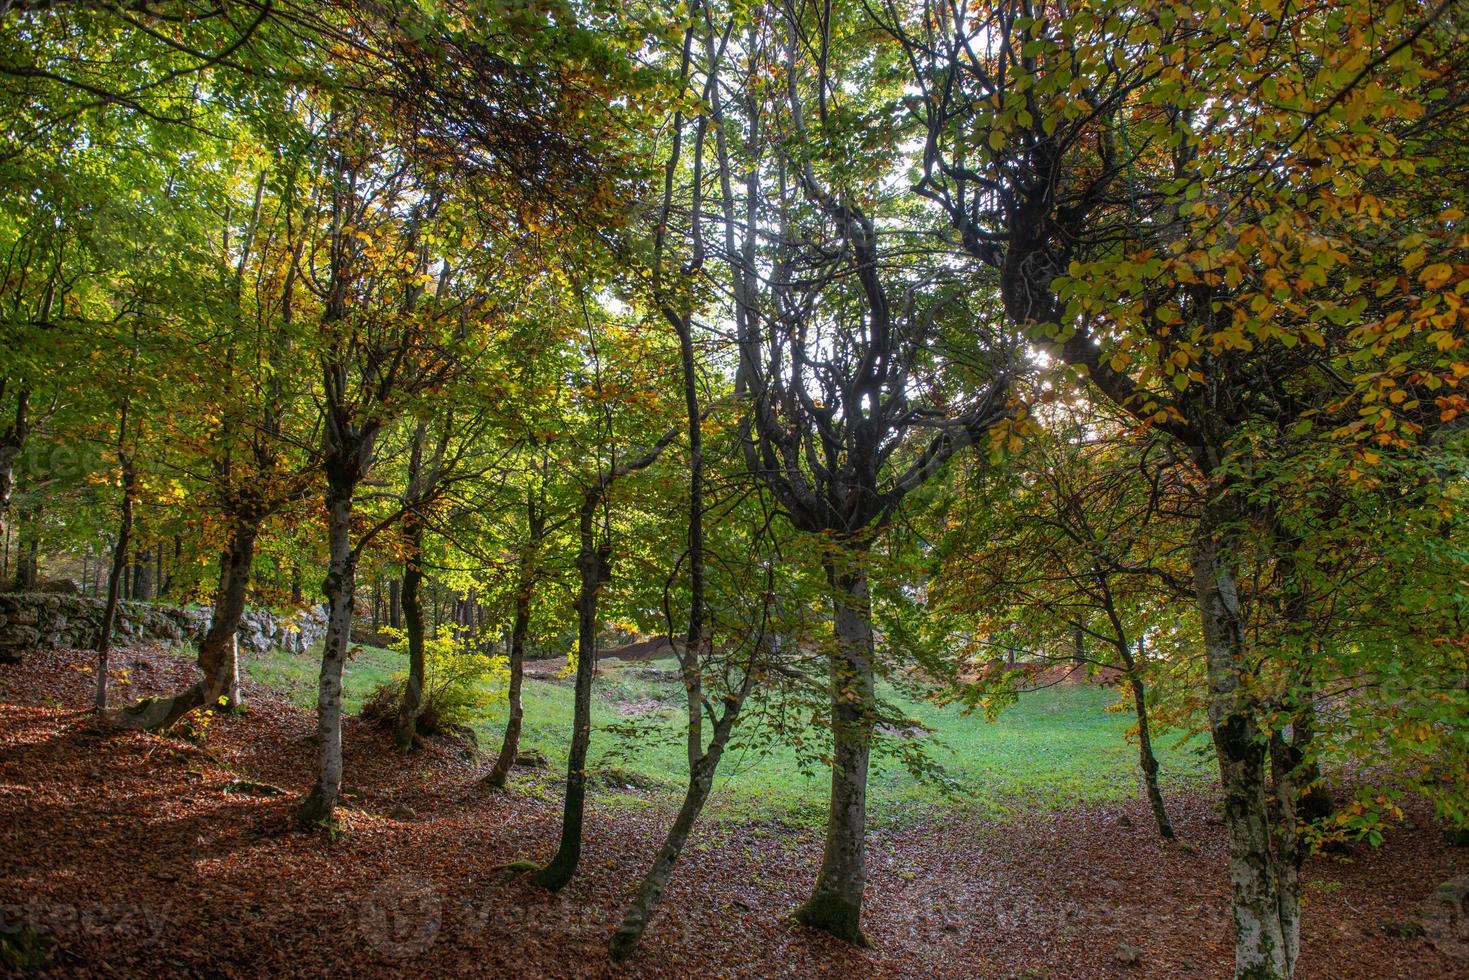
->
[499,858,540,873]
[793,891,870,947]
[0,925,52,972]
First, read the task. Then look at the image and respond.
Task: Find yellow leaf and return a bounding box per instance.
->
[1419,263,1453,289]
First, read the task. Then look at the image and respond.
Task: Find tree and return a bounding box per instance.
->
[688,3,1014,942]
[882,0,1468,972]
[930,402,1196,839]
[484,467,550,786]
[296,112,466,825]
[534,310,684,889]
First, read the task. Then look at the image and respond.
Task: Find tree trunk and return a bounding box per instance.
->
[0,386,29,553]
[224,634,245,711]
[298,485,356,825]
[1286,695,1331,823]
[112,521,258,730]
[610,638,760,961]
[795,547,875,946]
[486,585,529,787]
[388,577,401,630]
[1193,510,1291,979]
[534,426,680,888]
[394,512,426,752]
[134,548,153,601]
[1129,673,1174,839]
[611,743,722,959]
[371,574,382,635]
[488,497,543,787]
[95,466,135,713]
[535,496,607,891]
[1269,733,1303,975]
[13,503,39,592]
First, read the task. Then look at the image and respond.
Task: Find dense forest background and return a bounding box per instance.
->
[1,1,1467,977]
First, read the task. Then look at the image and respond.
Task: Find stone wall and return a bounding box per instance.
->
[0,593,328,663]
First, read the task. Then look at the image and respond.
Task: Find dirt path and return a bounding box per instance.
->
[2,645,1464,978]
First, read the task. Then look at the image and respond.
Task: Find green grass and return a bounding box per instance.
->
[246,644,1215,826]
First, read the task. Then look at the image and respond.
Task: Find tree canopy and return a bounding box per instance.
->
[1,1,1465,978]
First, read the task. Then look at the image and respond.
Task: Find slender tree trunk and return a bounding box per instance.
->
[112,521,259,730]
[394,512,426,751]
[299,484,356,825]
[488,498,544,787]
[14,511,38,592]
[0,385,28,553]
[95,462,135,713]
[535,426,680,888]
[1287,695,1331,823]
[1193,508,1291,980]
[224,634,245,711]
[486,583,530,786]
[535,495,607,891]
[611,627,763,961]
[1270,527,1333,827]
[134,548,153,601]
[795,546,876,945]
[388,577,401,629]
[371,574,381,635]
[611,733,726,959]
[1128,672,1174,839]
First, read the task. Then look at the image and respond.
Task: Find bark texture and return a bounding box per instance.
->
[394,512,426,752]
[298,487,356,825]
[1193,507,1291,980]
[111,522,259,730]
[488,495,543,787]
[1128,674,1174,840]
[534,494,607,891]
[794,550,875,946]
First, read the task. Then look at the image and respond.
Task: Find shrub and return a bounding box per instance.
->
[362,624,507,738]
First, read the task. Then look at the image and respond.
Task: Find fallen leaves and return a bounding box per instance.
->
[1,645,1465,978]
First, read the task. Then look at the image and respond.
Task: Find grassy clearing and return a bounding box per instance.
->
[245,644,1215,825]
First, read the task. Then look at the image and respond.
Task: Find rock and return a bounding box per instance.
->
[0,624,41,653]
[6,605,39,626]
[514,748,548,769]
[1379,919,1426,939]
[222,779,284,797]
[0,593,328,658]
[1117,814,1133,828]
[387,802,418,821]
[1114,943,1144,966]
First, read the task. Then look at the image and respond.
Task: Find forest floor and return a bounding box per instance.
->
[2,644,1466,979]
